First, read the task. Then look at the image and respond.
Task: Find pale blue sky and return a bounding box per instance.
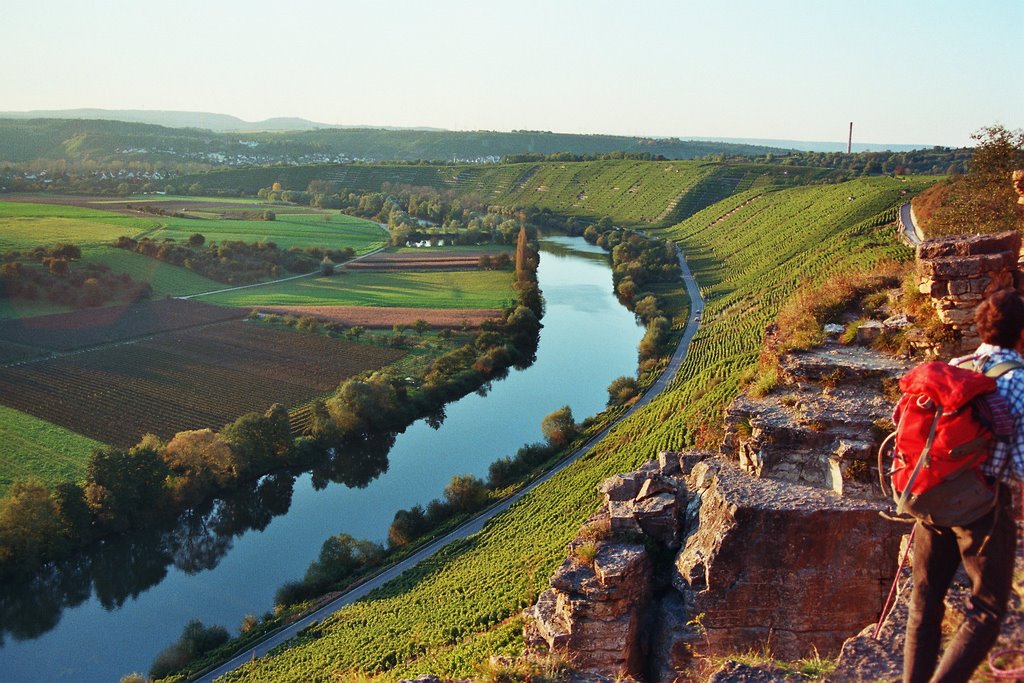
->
[5,0,1021,147]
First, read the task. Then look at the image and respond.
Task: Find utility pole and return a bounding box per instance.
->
[847,122,853,154]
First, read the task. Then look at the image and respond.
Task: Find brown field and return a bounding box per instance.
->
[0,299,243,352]
[344,251,487,271]
[0,321,404,447]
[254,305,502,329]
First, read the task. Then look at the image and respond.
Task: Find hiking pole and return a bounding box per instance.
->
[874,525,916,640]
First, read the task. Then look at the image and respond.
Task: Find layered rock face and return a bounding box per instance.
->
[721,344,910,496]
[524,454,684,679]
[916,230,1022,351]
[524,348,914,681]
[674,460,904,662]
[525,455,904,680]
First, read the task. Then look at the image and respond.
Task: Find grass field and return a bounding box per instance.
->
[0,201,152,251]
[145,211,387,253]
[80,246,225,298]
[202,270,515,309]
[0,405,103,495]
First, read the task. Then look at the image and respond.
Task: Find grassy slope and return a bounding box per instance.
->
[0,405,103,495]
[201,270,515,309]
[222,175,935,682]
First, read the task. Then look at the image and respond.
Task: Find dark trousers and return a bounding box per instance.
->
[903,486,1017,683]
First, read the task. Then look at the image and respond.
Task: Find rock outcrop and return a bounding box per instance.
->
[830,536,1024,682]
[674,459,904,662]
[721,344,910,496]
[916,230,1021,351]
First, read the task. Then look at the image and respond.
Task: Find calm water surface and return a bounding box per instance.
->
[0,236,644,682]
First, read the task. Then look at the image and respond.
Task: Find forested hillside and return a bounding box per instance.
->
[220,175,934,682]
[0,118,785,167]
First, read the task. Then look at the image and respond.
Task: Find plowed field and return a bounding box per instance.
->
[0,299,242,352]
[0,321,404,447]
[344,252,483,271]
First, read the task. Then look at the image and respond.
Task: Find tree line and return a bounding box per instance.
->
[0,243,151,308]
[115,234,354,284]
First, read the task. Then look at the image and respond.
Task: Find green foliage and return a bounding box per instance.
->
[0,478,64,572]
[607,375,641,406]
[443,474,490,514]
[150,619,230,679]
[540,406,577,448]
[922,124,1024,236]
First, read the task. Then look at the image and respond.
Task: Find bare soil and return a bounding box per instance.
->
[254,305,501,329]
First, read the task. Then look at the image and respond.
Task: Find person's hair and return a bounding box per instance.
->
[975,290,1024,347]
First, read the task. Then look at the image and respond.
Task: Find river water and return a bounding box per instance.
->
[0,236,645,682]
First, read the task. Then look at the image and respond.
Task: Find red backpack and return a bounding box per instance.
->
[878,359,1019,526]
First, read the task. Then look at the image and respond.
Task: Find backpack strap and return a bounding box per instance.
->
[895,405,944,515]
[985,360,1024,379]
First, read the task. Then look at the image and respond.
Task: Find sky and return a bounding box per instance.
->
[4,0,1022,148]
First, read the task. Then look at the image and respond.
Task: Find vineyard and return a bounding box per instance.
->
[172,160,819,228]
[0,320,404,448]
[221,175,938,682]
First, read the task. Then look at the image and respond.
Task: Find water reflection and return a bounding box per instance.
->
[0,434,396,644]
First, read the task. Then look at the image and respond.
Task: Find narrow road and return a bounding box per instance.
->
[196,245,704,683]
[899,202,922,247]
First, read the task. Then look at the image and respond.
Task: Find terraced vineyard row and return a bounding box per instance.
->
[0,321,403,447]
[221,175,936,682]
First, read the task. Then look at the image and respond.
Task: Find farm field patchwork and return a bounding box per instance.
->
[0,320,405,448]
[79,245,225,299]
[344,250,500,271]
[201,270,515,309]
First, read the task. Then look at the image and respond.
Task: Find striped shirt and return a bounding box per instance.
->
[953,343,1024,483]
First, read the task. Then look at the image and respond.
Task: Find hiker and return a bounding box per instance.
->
[903,290,1024,683]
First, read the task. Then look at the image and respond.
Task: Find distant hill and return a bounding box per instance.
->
[689,136,929,153]
[0,117,792,166]
[0,109,934,153]
[0,108,334,132]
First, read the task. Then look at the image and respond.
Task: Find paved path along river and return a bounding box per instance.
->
[197,245,704,682]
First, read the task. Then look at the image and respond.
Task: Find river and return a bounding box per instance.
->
[0,236,645,682]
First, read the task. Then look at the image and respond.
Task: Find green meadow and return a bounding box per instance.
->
[0,406,103,495]
[145,211,387,253]
[202,269,514,309]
